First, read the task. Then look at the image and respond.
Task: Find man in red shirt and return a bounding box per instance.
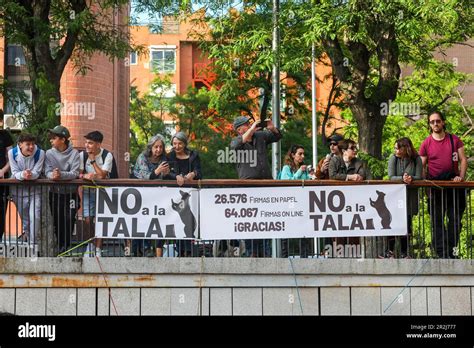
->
[419,110,467,258]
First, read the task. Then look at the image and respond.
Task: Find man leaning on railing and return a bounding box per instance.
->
[79,131,116,257]
[7,133,45,244]
[45,126,80,255]
[420,110,468,259]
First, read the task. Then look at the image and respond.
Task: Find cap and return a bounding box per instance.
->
[49,125,70,139]
[328,134,343,144]
[233,116,250,130]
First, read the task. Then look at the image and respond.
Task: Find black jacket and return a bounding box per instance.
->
[167,149,202,179]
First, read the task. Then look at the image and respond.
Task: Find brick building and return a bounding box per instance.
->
[129,16,213,129]
[0,10,130,178]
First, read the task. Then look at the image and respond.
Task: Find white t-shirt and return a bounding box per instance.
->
[80,148,113,177]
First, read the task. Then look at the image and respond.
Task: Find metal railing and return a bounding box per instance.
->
[0,179,472,259]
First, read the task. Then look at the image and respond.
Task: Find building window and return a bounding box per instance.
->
[130,52,137,65]
[150,49,176,73]
[7,45,26,66]
[153,84,176,98]
[5,88,32,115]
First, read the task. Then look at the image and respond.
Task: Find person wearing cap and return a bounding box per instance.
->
[230,115,282,257]
[45,125,80,254]
[315,134,343,180]
[167,131,202,257]
[230,116,282,179]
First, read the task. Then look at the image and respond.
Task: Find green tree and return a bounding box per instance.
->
[169,86,237,179]
[300,0,473,161]
[194,1,313,122]
[129,75,173,164]
[0,1,144,138]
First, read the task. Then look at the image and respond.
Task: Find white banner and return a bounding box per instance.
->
[200,185,407,239]
[95,187,199,239]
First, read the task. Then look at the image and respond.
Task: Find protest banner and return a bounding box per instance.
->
[200,185,407,239]
[95,187,199,239]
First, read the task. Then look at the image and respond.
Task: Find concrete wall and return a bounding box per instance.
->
[0,258,473,316]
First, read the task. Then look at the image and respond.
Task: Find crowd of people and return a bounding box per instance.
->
[208,110,467,259]
[0,110,469,259]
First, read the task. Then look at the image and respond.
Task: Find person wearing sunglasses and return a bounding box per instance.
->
[315,134,343,179]
[419,110,467,259]
[384,137,422,258]
[329,139,367,181]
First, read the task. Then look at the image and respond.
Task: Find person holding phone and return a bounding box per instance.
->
[280,144,310,180]
[133,134,171,180]
[132,134,171,257]
[230,115,282,258]
[315,134,343,179]
[279,145,311,257]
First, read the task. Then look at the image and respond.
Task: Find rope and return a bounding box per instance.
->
[383,258,430,314]
[288,257,304,315]
[57,237,95,257]
[82,180,119,314]
[95,255,119,316]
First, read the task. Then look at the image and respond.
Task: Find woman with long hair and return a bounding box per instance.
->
[279,145,311,258]
[385,137,422,258]
[132,134,171,257]
[133,134,170,180]
[280,144,310,180]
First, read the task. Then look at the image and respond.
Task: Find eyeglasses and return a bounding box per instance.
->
[349,146,358,151]
[329,142,338,146]
[429,119,442,125]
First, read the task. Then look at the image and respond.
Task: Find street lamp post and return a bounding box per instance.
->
[271,0,280,258]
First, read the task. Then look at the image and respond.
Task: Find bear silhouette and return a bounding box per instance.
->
[171,190,197,238]
[369,190,392,229]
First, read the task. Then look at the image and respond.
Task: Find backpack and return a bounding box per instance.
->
[12,145,41,165]
[82,149,119,179]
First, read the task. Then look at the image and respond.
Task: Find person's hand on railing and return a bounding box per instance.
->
[23,169,33,180]
[0,169,4,179]
[402,173,413,185]
[176,174,185,186]
[52,168,61,180]
[185,172,196,181]
[83,173,95,180]
[347,174,363,181]
[453,175,464,182]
